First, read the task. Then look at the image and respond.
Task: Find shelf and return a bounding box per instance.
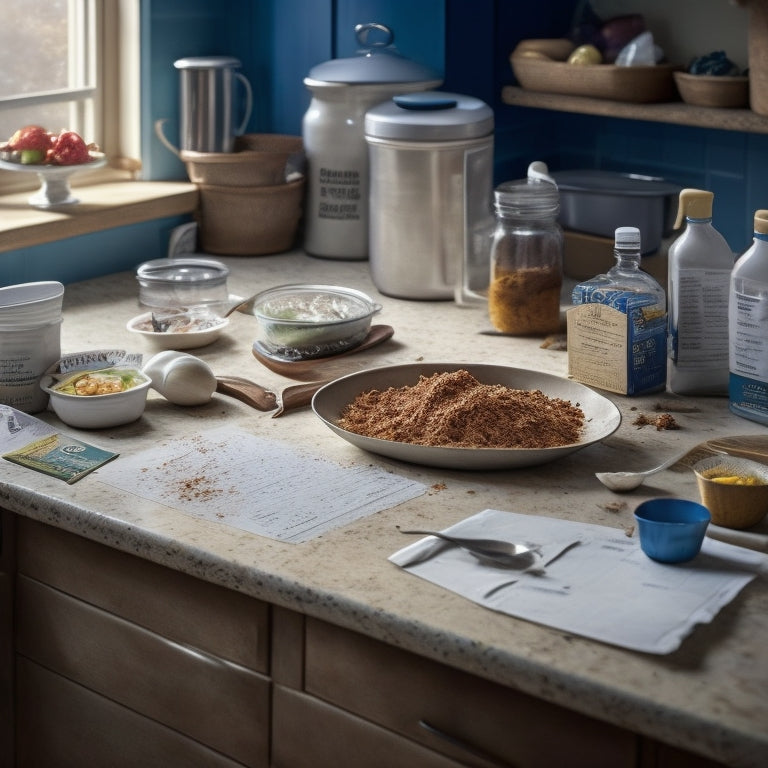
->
[501,86,768,134]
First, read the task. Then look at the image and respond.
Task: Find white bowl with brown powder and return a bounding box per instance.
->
[312,363,621,470]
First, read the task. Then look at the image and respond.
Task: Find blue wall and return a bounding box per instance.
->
[2,0,766,287]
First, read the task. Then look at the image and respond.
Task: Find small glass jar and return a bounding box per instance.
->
[488,177,563,335]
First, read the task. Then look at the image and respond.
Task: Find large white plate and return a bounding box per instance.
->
[312,363,621,470]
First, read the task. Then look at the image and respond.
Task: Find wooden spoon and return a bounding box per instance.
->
[252,324,394,378]
[215,375,329,417]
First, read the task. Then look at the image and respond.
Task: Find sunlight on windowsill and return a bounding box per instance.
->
[0,169,198,254]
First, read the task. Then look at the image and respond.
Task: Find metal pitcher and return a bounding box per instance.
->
[156,56,253,155]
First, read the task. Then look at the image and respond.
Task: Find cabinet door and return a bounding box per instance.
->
[273,685,467,768]
[303,618,638,768]
[16,516,269,673]
[16,657,247,768]
[16,573,270,766]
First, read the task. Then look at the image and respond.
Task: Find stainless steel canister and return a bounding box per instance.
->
[364,92,494,300]
[173,56,253,153]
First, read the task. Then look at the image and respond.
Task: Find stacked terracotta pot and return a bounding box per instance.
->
[182,134,305,255]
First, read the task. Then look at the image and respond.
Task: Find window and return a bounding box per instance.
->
[0,0,139,194]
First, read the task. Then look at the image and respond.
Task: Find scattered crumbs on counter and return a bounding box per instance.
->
[429,482,447,493]
[633,413,681,431]
[624,524,635,537]
[601,500,627,513]
[540,333,567,350]
[653,400,701,413]
[466,489,476,495]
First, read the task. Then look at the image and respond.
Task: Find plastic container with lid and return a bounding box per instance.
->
[667,188,734,395]
[729,209,768,425]
[302,22,442,260]
[136,258,230,309]
[488,162,563,333]
[365,91,494,300]
[567,226,667,395]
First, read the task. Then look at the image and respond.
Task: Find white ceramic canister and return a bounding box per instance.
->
[302,22,442,260]
[364,92,494,300]
[0,281,64,414]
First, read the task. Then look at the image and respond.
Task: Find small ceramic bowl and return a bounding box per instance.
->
[251,284,382,361]
[634,498,710,564]
[673,72,749,109]
[127,309,229,350]
[693,456,768,530]
[40,364,151,429]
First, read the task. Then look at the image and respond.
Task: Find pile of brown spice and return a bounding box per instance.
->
[337,369,584,449]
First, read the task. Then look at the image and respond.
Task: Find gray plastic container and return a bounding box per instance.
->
[552,170,681,254]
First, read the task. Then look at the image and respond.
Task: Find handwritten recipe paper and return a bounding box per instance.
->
[96,426,426,542]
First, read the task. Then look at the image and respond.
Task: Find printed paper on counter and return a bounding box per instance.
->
[95,426,427,543]
[390,508,768,655]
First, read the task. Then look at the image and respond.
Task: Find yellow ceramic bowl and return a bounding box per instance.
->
[693,456,768,529]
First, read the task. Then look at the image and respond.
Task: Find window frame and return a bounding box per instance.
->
[0,0,140,196]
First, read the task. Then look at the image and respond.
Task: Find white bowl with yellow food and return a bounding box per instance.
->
[693,456,768,530]
[40,363,151,429]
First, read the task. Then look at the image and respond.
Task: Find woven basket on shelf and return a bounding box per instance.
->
[511,54,679,103]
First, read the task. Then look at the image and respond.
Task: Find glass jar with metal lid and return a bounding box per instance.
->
[488,162,563,335]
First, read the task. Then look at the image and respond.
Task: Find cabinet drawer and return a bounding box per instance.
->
[16,516,268,673]
[273,685,465,768]
[16,575,270,767]
[16,656,247,768]
[304,618,638,768]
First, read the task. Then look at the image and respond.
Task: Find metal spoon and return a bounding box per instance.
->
[397,527,541,569]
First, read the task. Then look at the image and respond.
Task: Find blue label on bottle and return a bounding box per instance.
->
[729,373,768,425]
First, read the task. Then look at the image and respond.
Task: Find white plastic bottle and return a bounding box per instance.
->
[729,210,768,425]
[666,189,734,395]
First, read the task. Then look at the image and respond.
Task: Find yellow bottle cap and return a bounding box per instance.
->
[673,188,714,229]
[755,209,768,236]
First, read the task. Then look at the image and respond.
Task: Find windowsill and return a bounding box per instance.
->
[0,171,198,254]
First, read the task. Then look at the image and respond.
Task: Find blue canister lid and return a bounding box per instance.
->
[307,23,441,85]
[364,92,494,141]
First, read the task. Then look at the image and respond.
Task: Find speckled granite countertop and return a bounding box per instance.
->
[2,251,767,767]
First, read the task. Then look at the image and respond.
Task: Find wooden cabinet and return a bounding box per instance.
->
[273,613,639,768]
[1,513,736,767]
[10,516,271,768]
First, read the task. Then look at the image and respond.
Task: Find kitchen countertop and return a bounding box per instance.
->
[2,250,767,767]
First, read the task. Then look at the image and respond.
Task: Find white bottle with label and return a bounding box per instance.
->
[666,188,733,395]
[729,210,768,425]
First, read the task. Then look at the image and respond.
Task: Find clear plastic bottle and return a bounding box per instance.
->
[667,189,733,395]
[488,162,563,334]
[568,226,667,395]
[729,209,768,425]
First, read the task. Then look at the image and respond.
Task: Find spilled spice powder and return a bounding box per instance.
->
[337,369,584,449]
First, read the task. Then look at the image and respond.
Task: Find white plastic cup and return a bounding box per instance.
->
[0,282,64,414]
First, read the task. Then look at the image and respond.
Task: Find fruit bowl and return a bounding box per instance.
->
[0,151,107,206]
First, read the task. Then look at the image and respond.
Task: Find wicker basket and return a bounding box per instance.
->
[197,178,305,256]
[181,134,304,187]
[674,73,749,109]
[511,53,679,103]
